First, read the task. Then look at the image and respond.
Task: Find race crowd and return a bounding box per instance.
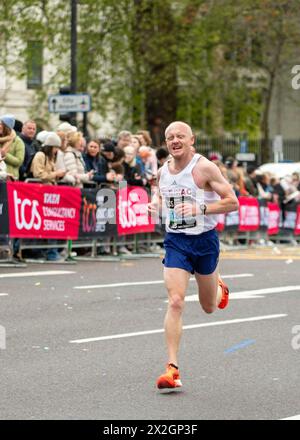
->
[1,113,300,260]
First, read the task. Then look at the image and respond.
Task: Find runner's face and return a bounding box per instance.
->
[165,125,194,158]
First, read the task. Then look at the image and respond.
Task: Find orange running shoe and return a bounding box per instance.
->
[156,363,182,390]
[218,276,229,309]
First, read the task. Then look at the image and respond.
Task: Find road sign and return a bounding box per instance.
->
[239,139,248,153]
[236,153,256,162]
[48,93,91,113]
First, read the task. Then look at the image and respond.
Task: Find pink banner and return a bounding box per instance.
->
[238,196,260,231]
[7,181,81,239]
[216,213,225,232]
[116,185,155,236]
[267,202,280,235]
[295,205,300,235]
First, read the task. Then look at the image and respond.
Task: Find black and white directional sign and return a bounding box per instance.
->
[48,93,91,113]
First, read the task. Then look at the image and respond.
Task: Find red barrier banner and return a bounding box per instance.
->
[216,213,225,232]
[116,185,155,236]
[267,202,280,235]
[238,196,260,231]
[7,181,81,239]
[295,205,300,235]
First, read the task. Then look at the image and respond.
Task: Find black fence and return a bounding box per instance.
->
[195,137,300,165]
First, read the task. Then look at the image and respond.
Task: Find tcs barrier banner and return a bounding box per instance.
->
[117,185,155,236]
[80,187,117,237]
[238,196,260,231]
[0,183,299,239]
[0,182,154,239]
[294,205,300,235]
[6,181,81,239]
[0,183,9,237]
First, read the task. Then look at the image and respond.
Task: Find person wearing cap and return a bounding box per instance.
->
[101,141,116,162]
[0,114,25,180]
[30,132,66,184]
[0,115,15,154]
[57,122,77,134]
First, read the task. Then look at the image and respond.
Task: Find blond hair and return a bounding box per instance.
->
[67,131,83,148]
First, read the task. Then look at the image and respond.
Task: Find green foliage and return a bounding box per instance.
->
[1,0,300,140]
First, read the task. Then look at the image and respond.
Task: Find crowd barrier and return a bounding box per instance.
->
[0,181,299,264]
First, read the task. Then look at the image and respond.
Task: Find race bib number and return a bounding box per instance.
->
[165,196,196,230]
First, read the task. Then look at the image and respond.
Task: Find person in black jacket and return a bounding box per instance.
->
[18,120,41,181]
[83,139,116,186]
[123,145,147,187]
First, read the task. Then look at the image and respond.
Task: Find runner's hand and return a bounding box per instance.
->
[174,203,197,217]
[147,201,159,214]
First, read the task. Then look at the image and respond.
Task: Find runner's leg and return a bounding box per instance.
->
[195,266,222,313]
[163,267,190,365]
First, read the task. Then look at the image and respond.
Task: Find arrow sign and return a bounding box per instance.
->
[48,93,91,113]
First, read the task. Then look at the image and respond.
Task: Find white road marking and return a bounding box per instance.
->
[73,273,253,290]
[69,313,286,344]
[185,285,300,302]
[0,293,8,296]
[0,270,75,279]
[281,415,300,420]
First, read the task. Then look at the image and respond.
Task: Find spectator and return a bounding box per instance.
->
[83,139,116,186]
[117,130,132,149]
[156,147,169,168]
[19,120,41,181]
[30,132,67,262]
[110,148,125,188]
[114,130,132,162]
[64,132,93,187]
[270,175,285,206]
[0,117,15,153]
[57,122,77,135]
[137,129,152,148]
[100,141,123,185]
[292,172,300,191]
[256,172,273,201]
[30,132,66,184]
[123,146,146,187]
[36,130,49,147]
[78,135,86,153]
[208,151,223,162]
[101,141,116,165]
[0,151,12,180]
[131,135,143,152]
[0,114,25,180]
[236,165,249,196]
[138,145,158,185]
[244,165,258,197]
[54,130,76,185]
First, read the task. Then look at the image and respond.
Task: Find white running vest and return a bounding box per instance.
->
[159,154,220,235]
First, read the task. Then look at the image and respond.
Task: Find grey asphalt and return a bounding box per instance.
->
[0,255,299,420]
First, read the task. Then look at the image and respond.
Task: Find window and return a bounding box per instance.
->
[27,41,43,89]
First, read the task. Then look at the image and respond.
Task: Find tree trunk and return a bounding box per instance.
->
[133,0,178,145]
[210,45,225,137]
[260,41,283,164]
[260,74,274,164]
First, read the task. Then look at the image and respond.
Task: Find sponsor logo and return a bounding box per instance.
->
[13,190,41,231]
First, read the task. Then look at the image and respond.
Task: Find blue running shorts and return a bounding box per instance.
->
[162,229,220,275]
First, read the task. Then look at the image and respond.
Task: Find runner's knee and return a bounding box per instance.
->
[168,292,185,312]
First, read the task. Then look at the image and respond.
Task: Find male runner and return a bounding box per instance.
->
[148,121,239,391]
